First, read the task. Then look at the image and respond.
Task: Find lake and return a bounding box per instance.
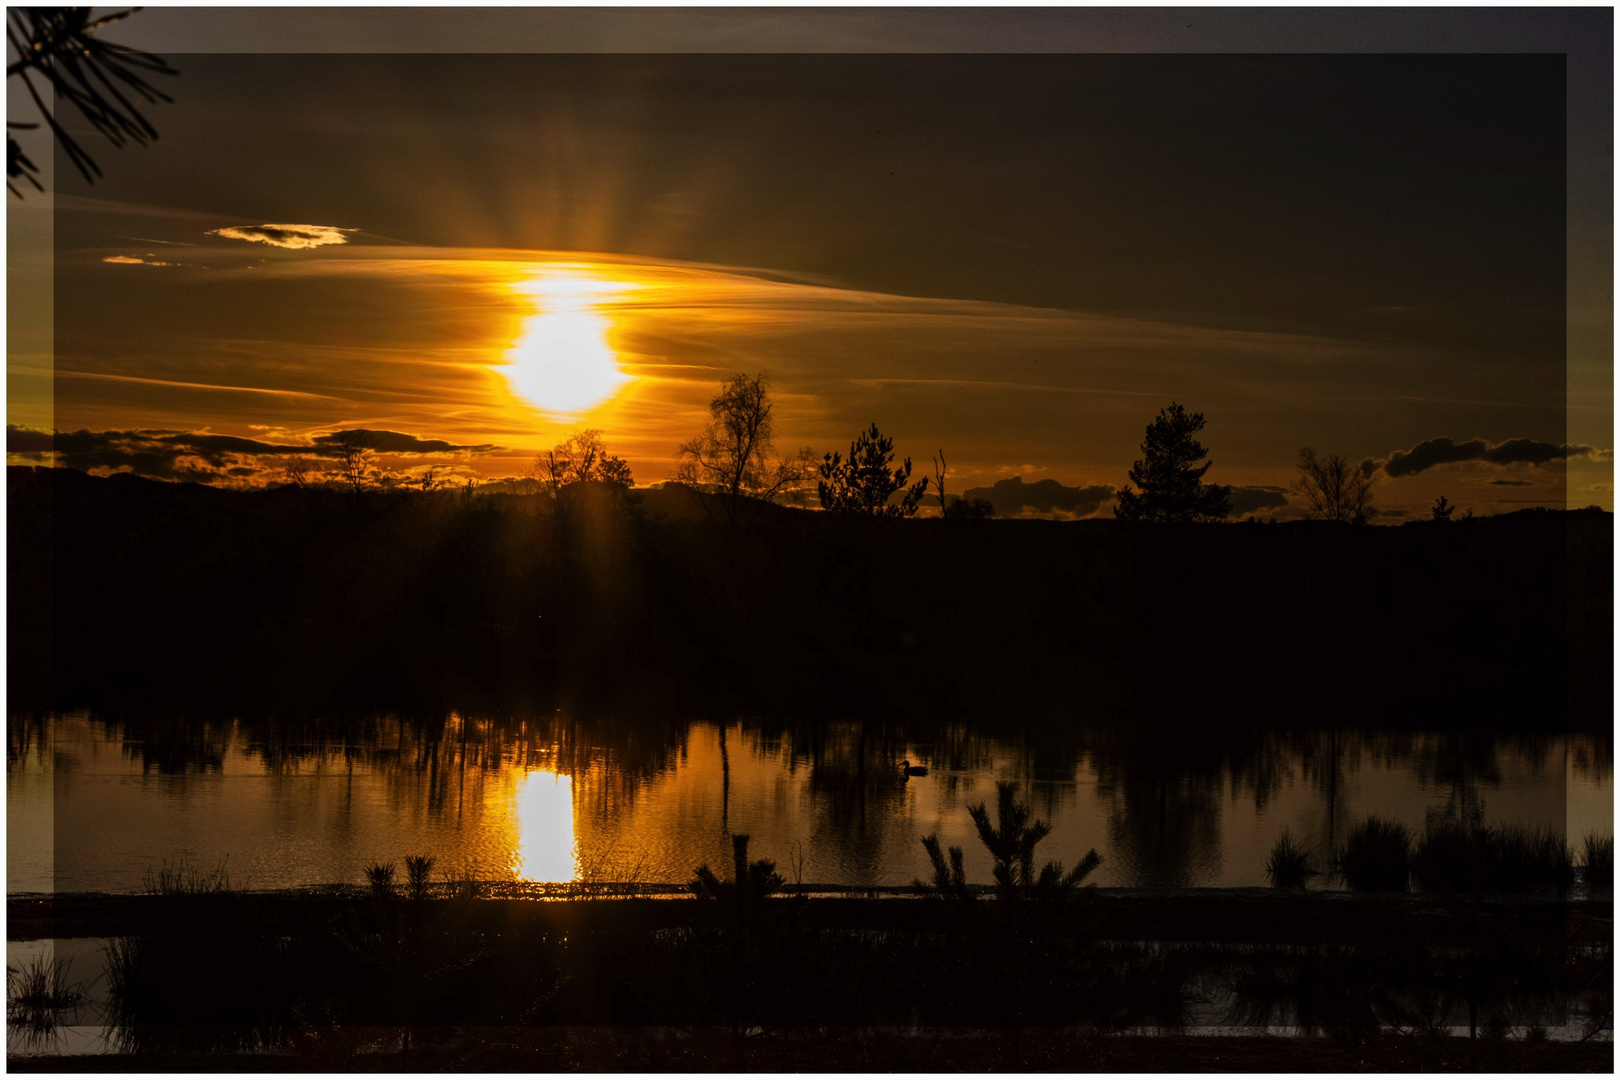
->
[8,713,1611,895]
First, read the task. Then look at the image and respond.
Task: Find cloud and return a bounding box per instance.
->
[1372,436,1610,478]
[1488,479,1534,487]
[6,425,502,484]
[207,223,354,249]
[1228,485,1290,516]
[309,429,498,455]
[103,255,174,266]
[962,475,1114,518]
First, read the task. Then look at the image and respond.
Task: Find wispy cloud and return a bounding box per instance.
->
[103,255,175,267]
[208,223,355,249]
[56,369,339,400]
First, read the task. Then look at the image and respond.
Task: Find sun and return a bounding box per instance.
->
[502,270,636,416]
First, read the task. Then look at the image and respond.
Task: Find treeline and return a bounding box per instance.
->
[7,466,1610,728]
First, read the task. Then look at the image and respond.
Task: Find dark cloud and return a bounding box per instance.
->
[6,427,55,454]
[6,425,501,484]
[1489,479,1534,487]
[309,429,498,454]
[1374,436,1608,478]
[963,476,1114,519]
[1228,485,1290,516]
[207,223,353,249]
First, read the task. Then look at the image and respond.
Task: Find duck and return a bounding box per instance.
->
[900,759,928,777]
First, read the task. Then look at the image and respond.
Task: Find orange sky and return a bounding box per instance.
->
[8,40,1611,519]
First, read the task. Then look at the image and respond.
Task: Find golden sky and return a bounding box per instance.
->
[8,37,1611,518]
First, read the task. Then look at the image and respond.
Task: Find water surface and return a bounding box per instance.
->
[8,713,1611,895]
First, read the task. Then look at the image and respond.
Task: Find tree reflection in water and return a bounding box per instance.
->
[18,712,1605,893]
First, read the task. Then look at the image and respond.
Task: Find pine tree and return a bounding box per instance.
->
[1114,403,1231,523]
[817,423,930,517]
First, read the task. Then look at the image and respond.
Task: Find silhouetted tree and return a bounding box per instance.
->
[1114,403,1231,523]
[536,429,633,492]
[674,373,812,522]
[1294,447,1374,524]
[691,834,785,917]
[327,432,376,494]
[914,833,973,905]
[7,8,177,197]
[944,496,995,520]
[818,422,930,516]
[1431,495,1455,522]
[277,455,316,488]
[932,450,949,515]
[974,781,1102,901]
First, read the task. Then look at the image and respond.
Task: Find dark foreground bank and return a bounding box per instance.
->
[8,468,1611,726]
[7,889,1610,1069]
[10,1027,1614,1073]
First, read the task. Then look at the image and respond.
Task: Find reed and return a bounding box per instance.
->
[1581,832,1613,891]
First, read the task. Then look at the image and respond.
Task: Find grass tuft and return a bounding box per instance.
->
[1337,817,1411,892]
[1264,829,1319,889]
[6,957,86,1015]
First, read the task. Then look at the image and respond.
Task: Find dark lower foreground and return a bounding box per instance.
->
[9,1027,1614,1073]
[7,892,1610,1070]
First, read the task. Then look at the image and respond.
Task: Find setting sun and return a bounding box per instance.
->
[501,270,636,416]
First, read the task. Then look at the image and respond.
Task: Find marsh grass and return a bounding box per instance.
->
[1410,822,1574,896]
[1337,817,1411,892]
[1580,833,1612,891]
[1264,829,1319,889]
[143,856,231,895]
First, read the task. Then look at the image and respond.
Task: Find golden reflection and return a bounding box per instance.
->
[503,270,636,416]
[513,768,578,882]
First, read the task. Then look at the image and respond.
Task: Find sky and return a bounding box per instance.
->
[7,8,1612,519]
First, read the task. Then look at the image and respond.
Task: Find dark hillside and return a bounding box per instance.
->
[7,468,1609,728]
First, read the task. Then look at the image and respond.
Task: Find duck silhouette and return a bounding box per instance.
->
[900,759,928,778]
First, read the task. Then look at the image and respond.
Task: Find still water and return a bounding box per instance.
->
[8,713,1612,895]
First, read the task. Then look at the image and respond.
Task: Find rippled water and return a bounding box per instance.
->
[7,713,1611,894]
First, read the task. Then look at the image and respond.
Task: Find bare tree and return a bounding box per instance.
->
[327,431,375,494]
[673,373,812,522]
[536,429,632,496]
[1294,447,1374,524]
[932,450,949,516]
[278,455,317,488]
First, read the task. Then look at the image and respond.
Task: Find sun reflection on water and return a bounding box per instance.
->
[502,270,636,417]
[513,769,578,883]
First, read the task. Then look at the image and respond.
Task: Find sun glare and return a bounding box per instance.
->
[513,768,578,883]
[503,271,636,416]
